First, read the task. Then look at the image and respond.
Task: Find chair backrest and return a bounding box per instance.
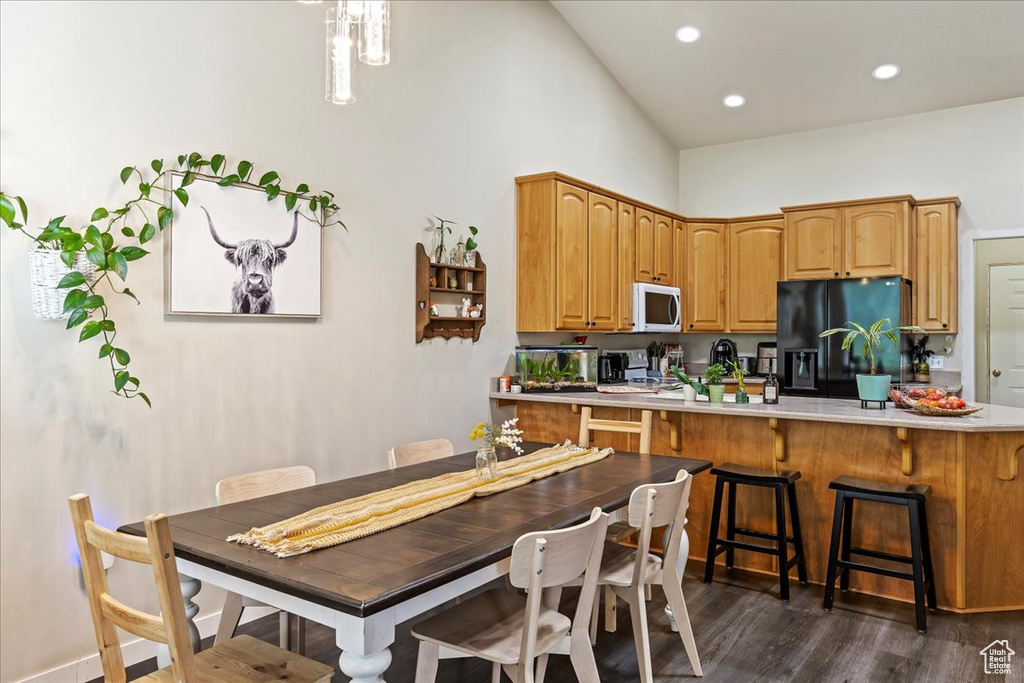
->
[578,406,652,455]
[387,438,454,470]
[509,508,609,674]
[216,465,316,505]
[69,494,196,683]
[626,470,693,581]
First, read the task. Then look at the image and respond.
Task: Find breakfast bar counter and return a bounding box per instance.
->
[491,391,1024,614]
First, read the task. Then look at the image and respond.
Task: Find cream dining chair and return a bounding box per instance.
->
[214,465,316,654]
[410,508,609,683]
[388,438,455,469]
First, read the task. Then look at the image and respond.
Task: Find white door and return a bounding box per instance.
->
[989,264,1024,407]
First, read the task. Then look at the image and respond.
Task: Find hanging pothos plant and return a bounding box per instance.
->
[0,152,346,407]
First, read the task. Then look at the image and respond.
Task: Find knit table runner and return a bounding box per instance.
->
[228,441,613,557]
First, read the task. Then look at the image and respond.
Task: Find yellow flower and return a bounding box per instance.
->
[477,422,485,429]
[470,432,477,441]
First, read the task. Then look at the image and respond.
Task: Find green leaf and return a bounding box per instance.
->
[259,171,279,187]
[66,308,88,329]
[0,196,14,226]
[81,294,104,310]
[210,154,225,174]
[100,233,114,251]
[60,249,76,268]
[91,207,108,221]
[120,246,148,261]
[157,205,172,230]
[107,252,128,280]
[121,226,135,237]
[151,159,163,174]
[46,216,66,231]
[85,225,102,247]
[468,226,479,236]
[266,184,281,201]
[237,160,253,181]
[308,197,317,211]
[138,392,151,408]
[126,376,139,387]
[187,152,201,167]
[79,321,102,342]
[181,171,196,187]
[121,287,139,303]
[14,195,27,222]
[285,192,297,211]
[114,370,129,392]
[139,223,157,244]
[174,187,189,207]
[61,234,84,252]
[86,245,106,268]
[295,183,309,194]
[99,343,112,358]
[465,238,477,251]
[113,348,131,365]
[177,154,186,167]
[56,272,86,288]
[120,166,134,184]
[63,289,87,312]
[218,174,240,187]
[99,319,115,331]
[139,182,151,198]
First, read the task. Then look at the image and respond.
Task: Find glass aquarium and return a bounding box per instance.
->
[515,345,598,392]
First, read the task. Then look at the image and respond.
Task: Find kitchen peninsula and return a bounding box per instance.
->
[491,389,1024,613]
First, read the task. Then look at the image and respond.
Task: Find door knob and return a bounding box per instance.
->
[992,369,1002,377]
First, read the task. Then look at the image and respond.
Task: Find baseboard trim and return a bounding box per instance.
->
[17,606,276,683]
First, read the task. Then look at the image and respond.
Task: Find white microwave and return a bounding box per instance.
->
[632,282,681,333]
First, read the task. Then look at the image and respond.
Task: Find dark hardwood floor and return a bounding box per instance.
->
[112,566,1022,682]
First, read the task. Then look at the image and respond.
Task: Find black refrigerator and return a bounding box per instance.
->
[776,277,912,398]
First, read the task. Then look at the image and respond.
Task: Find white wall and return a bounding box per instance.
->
[679,98,1024,397]
[0,2,678,680]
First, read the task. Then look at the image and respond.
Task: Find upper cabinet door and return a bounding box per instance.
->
[635,208,656,283]
[684,222,728,332]
[842,202,907,278]
[554,182,589,330]
[785,208,841,280]
[914,201,958,332]
[588,193,618,331]
[617,203,636,331]
[654,214,674,285]
[729,219,784,332]
[673,218,686,320]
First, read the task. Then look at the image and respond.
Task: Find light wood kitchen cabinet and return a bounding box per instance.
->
[654,214,674,284]
[683,222,728,332]
[554,182,589,330]
[617,203,636,331]
[842,201,910,278]
[914,199,959,332]
[635,208,655,283]
[729,217,785,332]
[785,208,841,280]
[587,192,619,331]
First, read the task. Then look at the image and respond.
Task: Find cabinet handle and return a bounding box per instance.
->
[846,271,851,276]
[630,322,635,327]
[689,324,694,329]
[942,323,948,329]
[834,272,839,277]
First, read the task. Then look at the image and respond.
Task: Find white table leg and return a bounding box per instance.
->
[340,649,393,683]
[336,609,396,683]
[158,573,202,667]
[665,527,689,633]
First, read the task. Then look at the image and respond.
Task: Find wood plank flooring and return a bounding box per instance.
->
[108,565,1022,682]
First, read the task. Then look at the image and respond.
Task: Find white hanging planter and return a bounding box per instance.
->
[28,248,98,320]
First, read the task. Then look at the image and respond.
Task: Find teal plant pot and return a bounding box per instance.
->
[708,384,726,403]
[735,390,750,404]
[856,374,892,402]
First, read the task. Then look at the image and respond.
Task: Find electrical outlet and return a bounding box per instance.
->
[928,355,945,369]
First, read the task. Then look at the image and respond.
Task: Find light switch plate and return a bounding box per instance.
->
[928,356,945,369]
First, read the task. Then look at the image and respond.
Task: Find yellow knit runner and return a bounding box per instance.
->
[228,441,614,557]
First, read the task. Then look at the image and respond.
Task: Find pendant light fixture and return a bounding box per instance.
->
[358,0,391,66]
[324,5,356,105]
[314,0,390,105]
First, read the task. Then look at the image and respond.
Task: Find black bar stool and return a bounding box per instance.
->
[704,463,807,600]
[823,476,936,632]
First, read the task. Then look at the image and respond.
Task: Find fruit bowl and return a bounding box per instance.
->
[913,402,983,417]
[889,385,948,409]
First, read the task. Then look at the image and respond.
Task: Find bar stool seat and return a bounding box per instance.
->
[710,463,801,485]
[830,475,931,500]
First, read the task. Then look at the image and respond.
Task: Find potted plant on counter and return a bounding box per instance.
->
[729,361,750,404]
[909,334,934,382]
[819,318,924,403]
[704,363,726,404]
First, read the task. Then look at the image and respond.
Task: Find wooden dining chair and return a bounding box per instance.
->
[388,438,455,469]
[68,494,334,683]
[584,470,703,680]
[411,508,609,683]
[214,465,316,654]
[578,406,653,455]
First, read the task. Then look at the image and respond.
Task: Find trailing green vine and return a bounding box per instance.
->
[0,152,345,407]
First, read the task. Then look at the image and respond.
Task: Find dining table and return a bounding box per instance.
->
[120,442,713,682]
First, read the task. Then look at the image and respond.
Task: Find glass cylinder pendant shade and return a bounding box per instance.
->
[340,0,366,23]
[358,0,390,66]
[325,6,355,105]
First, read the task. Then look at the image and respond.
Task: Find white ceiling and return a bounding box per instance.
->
[551,0,1024,149]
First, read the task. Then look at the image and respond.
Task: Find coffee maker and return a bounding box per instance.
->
[710,338,737,369]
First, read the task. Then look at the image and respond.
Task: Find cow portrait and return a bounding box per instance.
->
[201,206,299,314]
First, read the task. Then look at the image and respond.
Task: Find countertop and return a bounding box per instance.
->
[491,390,1024,433]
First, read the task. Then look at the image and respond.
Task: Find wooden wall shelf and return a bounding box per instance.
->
[416,243,487,343]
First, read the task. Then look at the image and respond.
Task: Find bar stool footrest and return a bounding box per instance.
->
[734,527,796,544]
[848,546,913,564]
[836,559,914,582]
[715,538,780,556]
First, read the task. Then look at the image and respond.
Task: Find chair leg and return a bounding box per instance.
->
[214,592,244,646]
[786,482,808,584]
[589,585,600,645]
[725,481,737,568]
[662,580,703,676]
[919,501,937,610]
[569,624,602,683]
[839,496,854,592]
[704,476,726,584]
[415,641,440,683]
[492,662,502,683]
[535,654,550,683]
[823,491,845,611]
[603,585,617,633]
[623,585,653,683]
[908,501,928,632]
[773,484,790,601]
[279,610,290,651]
[644,583,653,601]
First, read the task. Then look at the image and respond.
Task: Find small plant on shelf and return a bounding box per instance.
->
[464,225,480,265]
[430,215,455,263]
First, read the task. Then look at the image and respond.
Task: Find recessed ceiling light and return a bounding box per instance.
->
[723,94,746,108]
[675,26,701,43]
[872,63,901,80]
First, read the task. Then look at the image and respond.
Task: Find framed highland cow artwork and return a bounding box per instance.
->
[165,174,322,317]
